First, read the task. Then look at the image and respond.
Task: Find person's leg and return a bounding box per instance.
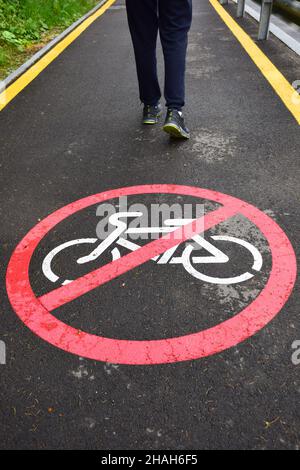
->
[158,0,192,110]
[125,0,161,106]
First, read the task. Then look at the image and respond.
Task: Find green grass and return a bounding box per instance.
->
[0,0,100,80]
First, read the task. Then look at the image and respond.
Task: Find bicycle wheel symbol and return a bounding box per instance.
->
[42,231,263,286]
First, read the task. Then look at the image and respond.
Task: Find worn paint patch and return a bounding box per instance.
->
[187,65,221,79]
[190,129,238,163]
[212,214,271,254]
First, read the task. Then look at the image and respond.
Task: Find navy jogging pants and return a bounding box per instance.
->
[126,0,193,110]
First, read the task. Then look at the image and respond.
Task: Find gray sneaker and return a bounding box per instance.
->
[143,104,162,125]
[163,109,190,139]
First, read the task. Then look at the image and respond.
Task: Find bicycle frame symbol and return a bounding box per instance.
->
[42,212,263,286]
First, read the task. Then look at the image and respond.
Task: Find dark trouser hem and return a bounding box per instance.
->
[143,99,161,107]
[126,0,192,110]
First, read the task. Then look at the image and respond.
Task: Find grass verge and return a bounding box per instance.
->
[0,0,100,81]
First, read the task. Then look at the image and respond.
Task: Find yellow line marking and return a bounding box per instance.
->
[0,0,116,112]
[209,0,300,125]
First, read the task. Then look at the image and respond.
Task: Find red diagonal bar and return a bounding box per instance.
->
[39,204,241,312]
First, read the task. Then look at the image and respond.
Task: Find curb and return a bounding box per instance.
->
[2,0,109,89]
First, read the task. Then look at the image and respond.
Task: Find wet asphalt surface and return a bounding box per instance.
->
[0,0,299,450]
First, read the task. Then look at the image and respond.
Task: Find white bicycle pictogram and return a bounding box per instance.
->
[42,212,263,286]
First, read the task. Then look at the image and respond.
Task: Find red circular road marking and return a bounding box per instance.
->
[6,185,297,365]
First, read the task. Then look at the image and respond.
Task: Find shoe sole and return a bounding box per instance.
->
[163,123,190,139]
[143,119,159,125]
